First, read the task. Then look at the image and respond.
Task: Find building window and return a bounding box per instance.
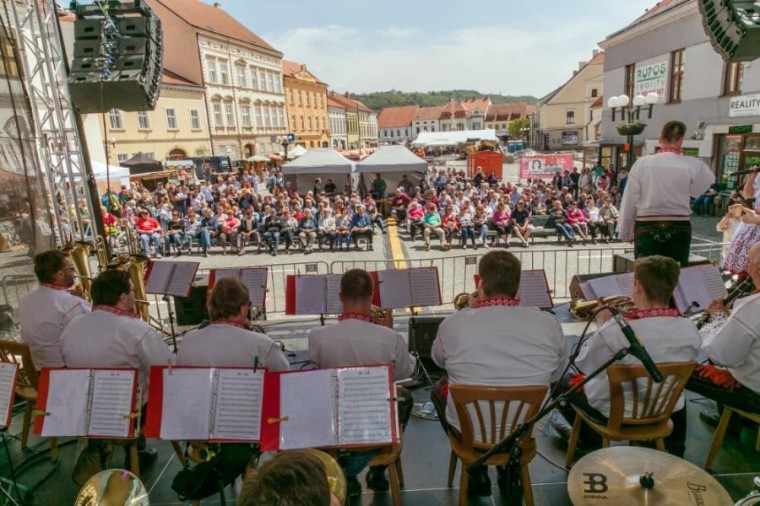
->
[250,67,258,89]
[190,109,201,130]
[723,62,745,96]
[165,108,178,130]
[591,88,598,98]
[258,69,266,91]
[267,107,274,128]
[213,103,223,127]
[266,72,274,92]
[137,110,150,129]
[306,93,310,107]
[291,115,296,130]
[300,116,305,130]
[624,63,635,101]
[108,109,123,129]
[219,61,229,85]
[298,90,303,106]
[274,73,282,93]
[669,48,685,103]
[236,66,246,87]
[241,105,251,127]
[307,116,312,130]
[277,108,285,128]
[566,111,575,125]
[207,58,217,82]
[117,153,129,163]
[225,103,235,126]
[255,106,263,128]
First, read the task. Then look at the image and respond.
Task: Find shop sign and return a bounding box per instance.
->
[562,131,578,145]
[519,155,574,180]
[728,124,753,134]
[729,94,760,117]
[634,61,668,97]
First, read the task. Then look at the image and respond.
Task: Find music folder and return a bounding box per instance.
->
[144,260,200,297]
[285,273,343,315]
[260,365,398,452]
[0,362,18,429]
[673,264,727,313]
[33,368,138,438]
[579,272,634,300]
[145,367,266,442]
[516,270,553,309]
[371,267,442,309]
[209,268,268,309]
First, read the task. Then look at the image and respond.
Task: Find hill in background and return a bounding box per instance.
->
[350,90,538,111]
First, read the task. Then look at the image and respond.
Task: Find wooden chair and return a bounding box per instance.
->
[0,339,57,461]
[565,361,697,467]
[705,407,760,469]
[447,384,548,506]
[365,431,404,506]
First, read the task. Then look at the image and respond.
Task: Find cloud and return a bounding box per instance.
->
[266,21,601,96]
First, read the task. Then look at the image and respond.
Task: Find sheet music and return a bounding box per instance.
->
[211,369,264,441]
[0,363,17,429]
[325,274,343,314]
[213,269,240,284]
[586,273,634,299]
[88,370,135,438]
[517,270,552,308]
[337,367,393,445]
[159,368,214,440]
[674,264,728,313]
[409,268,442,307]
[295,276,327,314]
[241,268,268,309]
[144,262,173,295]
[42,369,91,437]
[165,262,199,297]
[377,270,412,309]
[279,370,336,450]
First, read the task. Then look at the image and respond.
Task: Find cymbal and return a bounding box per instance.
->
[568,446,733,505]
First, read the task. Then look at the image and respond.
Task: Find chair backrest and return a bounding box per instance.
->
[0,339,39,390]
[606,361,696,431]
[449,384,548,452]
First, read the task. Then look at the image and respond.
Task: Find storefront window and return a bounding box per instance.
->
[717,135,742,191]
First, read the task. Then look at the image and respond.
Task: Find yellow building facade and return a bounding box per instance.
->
[283,61,330,148]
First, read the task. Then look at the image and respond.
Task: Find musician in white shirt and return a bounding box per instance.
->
[19,250,90,369]
[430,251,567,497]
[177,277,289,371]
[618,120,715,266]
[562,256,700,457]
[308,269,413,497]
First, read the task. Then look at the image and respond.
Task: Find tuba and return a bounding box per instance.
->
[570,295,636,320]
[107,254,152,323]
[64,241,94,302]
[95,235,109,271]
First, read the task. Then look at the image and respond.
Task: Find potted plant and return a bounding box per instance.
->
[617,120,646,136]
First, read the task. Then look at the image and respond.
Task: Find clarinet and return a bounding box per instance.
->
[696,277,754,329]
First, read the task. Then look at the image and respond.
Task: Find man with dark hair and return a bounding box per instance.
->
[430,250,567,497]
[239,451,339,506]
[177,277,289,370]
[618,120,715,265]
[308,268,413,497]
[555,255,700,458]
[19,250,90,369]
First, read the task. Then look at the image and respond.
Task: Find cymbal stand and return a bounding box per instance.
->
[467,347,631,506]
[162,295,178,353]
[0,428,24,506]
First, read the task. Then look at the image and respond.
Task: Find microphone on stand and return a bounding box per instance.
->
[611,312,663,382]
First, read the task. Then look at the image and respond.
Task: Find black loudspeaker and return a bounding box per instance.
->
[698,0,760,61]
[174,279,208,326]
[408,316,445,359]
[68,2,163,113]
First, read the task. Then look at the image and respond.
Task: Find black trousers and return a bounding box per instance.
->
[686,373,760,413]
[634,220,691,266]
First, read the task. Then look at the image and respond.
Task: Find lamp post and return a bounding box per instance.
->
[607,92,660,170]
[279,136,290,164]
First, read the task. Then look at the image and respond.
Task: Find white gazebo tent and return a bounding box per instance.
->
[355,145,428,197]
[90,160,131,192]
[281,148,355,194]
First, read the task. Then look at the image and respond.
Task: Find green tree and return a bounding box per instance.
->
[508,118,531,138]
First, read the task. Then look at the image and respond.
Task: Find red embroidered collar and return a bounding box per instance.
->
[625,307,680,319]
[42,283,70,291]
[474,297,520,308]
[210,319,248,329]
[338,313,373,323]
[658,147,683,155]
[93,305,141,319]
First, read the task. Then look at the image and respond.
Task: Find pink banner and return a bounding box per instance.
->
[519,155,574,180]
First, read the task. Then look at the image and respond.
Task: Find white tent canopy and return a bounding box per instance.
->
[411,129,498,147]
[355,145,427,173]
[290,145,308,158]
[91,160,130,181]
[281,148,355,194]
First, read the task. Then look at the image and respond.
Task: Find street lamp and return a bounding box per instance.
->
[280,136,290,162]
[607,92,660,170]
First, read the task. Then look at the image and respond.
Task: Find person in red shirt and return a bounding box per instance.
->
[135,210,162,258]
[101,206,118,236]
[390,187,411,226]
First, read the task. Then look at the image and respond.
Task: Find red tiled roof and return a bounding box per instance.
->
[485,103,531,122]
[378,105,420,129]
[328,92,372,113]
[634,0,682,22]
[327,95,347,110]
[161,68,202,87]
[461,97,490,113]
[414,105,446,121]
[587,51,605,65]
[150,0,278,53]
[282,60,326,85]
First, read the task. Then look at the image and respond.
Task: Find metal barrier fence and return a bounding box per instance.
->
[1,274,37,310]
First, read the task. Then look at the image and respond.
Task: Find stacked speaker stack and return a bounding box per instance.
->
[698,0,760,61]
[68,0,163,113]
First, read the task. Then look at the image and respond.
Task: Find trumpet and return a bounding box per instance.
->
[570,295,636,320]
[370,304,392,327]
[454,291,479,310]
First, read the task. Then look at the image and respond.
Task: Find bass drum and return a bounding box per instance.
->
[75,469,149,505]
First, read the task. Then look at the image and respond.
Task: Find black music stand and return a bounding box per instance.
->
[404,316,446,389]
[0,427,24,506]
